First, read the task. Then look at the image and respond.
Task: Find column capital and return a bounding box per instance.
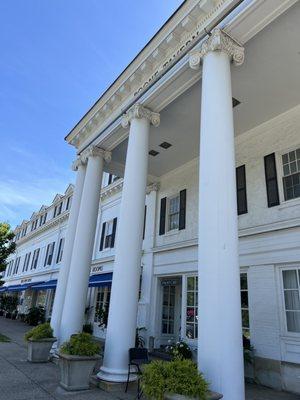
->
[82,146,112,163]
[71,155,87,171]
[146,182,160,194]
[121,103,160,128]
[189,28,244,70]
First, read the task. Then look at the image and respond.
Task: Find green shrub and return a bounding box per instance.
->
[166,340,193,360]
[60,332,100,357]
[25,322,54,341]
[24,306,45,326]
[141,359,208,400]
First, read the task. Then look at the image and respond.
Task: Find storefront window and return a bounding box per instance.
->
[186,276,198,339]
[240,273,250,337]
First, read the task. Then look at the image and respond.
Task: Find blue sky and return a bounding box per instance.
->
[0,0,182,228]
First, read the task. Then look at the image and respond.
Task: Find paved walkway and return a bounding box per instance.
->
[0,318,298,400]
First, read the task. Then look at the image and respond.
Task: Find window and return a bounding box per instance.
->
[241,273,250,337]
[44,242,55,266]
[31,219,38,231]
[31,249,40,270]
[282,269,300,333]
[56,238,65,263]
[22,252,31,272]
[6,260,14,276]
[162,285,176,335]
[65,196,72,211]
[13,257,21,275]
[159,190,186,235]
[39,213,47,226]
[186,276,198,339]
[282,148,300,201]
[94,286,111,327]
[168,195,180,231]
[53,202,63,218]
[21,226,27,237]
[99,218,117,251]
[107,174,119,186]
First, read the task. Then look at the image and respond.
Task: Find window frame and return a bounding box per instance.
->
[56,238,65,264]
[44,242,55,267]
[278,145,300,206]
[31,248,40,270]
[166,194,180,233]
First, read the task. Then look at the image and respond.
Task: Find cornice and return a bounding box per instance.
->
[66,0,236,148]
[100,179,124,200]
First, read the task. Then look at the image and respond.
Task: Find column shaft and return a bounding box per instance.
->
[99,115,151,382]
[198,50,244,399]
[51,161,86,341]
[59,150,105,343]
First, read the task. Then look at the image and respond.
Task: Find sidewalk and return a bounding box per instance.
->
[0,318,298,400]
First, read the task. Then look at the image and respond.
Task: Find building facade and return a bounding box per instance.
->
[2,0,300,398]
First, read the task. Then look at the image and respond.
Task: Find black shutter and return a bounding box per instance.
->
[264,153,280,207]
[143,206,147,240]
[159,197,167,235]
[111,218,117,248]
[236,165,248,215]
[179,189,186,230]
[99,222,106,251]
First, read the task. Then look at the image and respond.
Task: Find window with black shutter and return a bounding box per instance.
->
[159,197,167,235]
[99,222,106,251]
[264,153,280,207]
[179,189,186,230]
[236,165,248,215]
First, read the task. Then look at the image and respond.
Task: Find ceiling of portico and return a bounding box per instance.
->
[110,1,300,178]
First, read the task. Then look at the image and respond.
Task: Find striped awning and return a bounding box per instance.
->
[31,279,57,290]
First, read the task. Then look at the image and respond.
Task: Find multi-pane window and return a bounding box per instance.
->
[282,148,300,201]
[21,226,27,237]
[13,257,21,275]
[6,260,14,276]
[31,219,38,231]
[44,242,55,267]
[56,238,65,263]
[168,195,180,231]
[241,273,250,337]
[282,269,300,333]
[104,221,114,249]
[162,285,176,335]
[31,249,40,270]
[22,252,31,272]
[186,276,198,339]
[94,286,111,327]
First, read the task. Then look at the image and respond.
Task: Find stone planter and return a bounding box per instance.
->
[27,338,57,362]
[165,391,223,400]
[59,353,101,391]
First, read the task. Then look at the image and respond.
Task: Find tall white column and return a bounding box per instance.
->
[190,29,245,400]
[51,157,87,341]
[98,104,160,382]
[59,146,111,344]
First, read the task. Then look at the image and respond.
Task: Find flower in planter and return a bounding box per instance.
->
[166,340,193,360]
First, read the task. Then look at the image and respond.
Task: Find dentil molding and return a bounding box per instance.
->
[189,28,244,69]
[121,103,160,128]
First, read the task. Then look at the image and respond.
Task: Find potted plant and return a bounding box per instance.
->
[166,340,193,360]
[24,306,45,326]
[141,359,223,400]
[25,322,56,362]
[59,332,100,391]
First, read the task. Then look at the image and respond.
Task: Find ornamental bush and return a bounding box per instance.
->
[60,332,100,357]
[166,340,193,360]
[25,322,54,341]
[141,359,209,400]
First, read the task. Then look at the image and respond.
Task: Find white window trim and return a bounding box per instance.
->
[165,194,180,235]
[277,264,300,339]
[276,145,300,208]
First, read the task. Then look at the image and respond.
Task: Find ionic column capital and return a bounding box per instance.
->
[82,146,112,163]
[189,28,244,70]
[146,182,160,194]
[71,156,87,171]
[121,103,160,128]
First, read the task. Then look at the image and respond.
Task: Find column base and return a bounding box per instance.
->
[97,365,137,383]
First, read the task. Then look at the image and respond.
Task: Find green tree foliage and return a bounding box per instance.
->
[0,222,16,272]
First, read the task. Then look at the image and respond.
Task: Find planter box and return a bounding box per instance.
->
[59,353,101,391]
[165,391,223,400]
[27,338,57,362]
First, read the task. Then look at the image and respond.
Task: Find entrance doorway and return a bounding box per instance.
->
[159,276,182,346]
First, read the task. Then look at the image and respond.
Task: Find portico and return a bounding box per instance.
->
[52,1,300,398]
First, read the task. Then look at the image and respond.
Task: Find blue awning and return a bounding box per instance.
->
[88,272,112,288]
[31,279,57,290]
[0,286,7,293]
[1,281,45,292]
[5,284,23,292]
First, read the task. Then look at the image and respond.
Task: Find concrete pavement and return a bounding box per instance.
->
[0,318,298,400]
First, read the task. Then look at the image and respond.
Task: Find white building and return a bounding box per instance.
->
[2,0,300,398]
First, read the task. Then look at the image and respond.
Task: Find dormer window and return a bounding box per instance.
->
[53,202,63,218]
[66,196,72,211]
[39,213,47,226]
